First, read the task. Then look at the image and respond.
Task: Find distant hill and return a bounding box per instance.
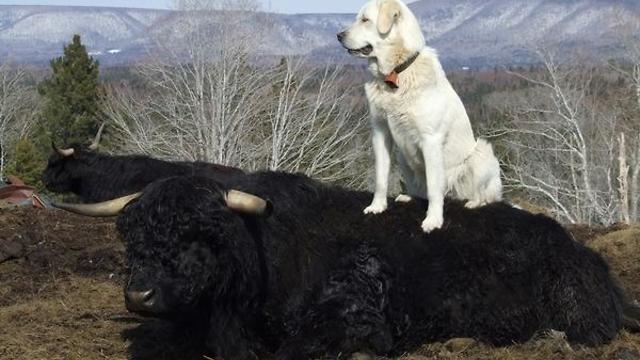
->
[410,0,640,66]
[0,0,638,67]
[0,6,169,65]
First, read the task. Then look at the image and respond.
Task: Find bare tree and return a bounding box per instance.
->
[488,51,621,225]
[609,23,640,223]
[106,0,270,166]
[104,0,371,188]
[261,57,369,186]
[0,62,34,180]
[616,132,640,225]
[618,132,630,224]
[632,135,640,221]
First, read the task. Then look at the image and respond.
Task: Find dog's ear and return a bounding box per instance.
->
[377,0,401,35]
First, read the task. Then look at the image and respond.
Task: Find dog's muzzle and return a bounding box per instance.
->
[336,32,373,56]
[348,45,373,56]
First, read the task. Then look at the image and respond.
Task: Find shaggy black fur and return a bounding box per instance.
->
[42,145,243,202]
[117,172,637,360]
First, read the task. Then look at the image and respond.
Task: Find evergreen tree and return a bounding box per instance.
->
[5,139,45,189]
[38,34,101,145]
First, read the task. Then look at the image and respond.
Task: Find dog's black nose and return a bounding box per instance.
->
[337,32,346,42]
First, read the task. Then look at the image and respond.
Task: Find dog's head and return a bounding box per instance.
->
[337,0,424,64]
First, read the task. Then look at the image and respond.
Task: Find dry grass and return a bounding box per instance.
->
[589,226,640,301]
[0,277,130,360]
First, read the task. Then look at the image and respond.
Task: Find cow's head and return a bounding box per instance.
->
[54,175,271,318]
[42,124,105,193]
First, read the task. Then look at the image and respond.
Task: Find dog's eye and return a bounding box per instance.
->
[361,17,370,23]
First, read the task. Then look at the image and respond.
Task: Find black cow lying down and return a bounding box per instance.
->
[56,172,640,360]
[43,143,243,203]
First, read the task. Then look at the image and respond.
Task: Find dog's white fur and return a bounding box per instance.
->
[339,0,502,232]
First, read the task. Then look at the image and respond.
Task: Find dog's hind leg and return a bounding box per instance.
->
[394,178,413,203]
[395,194,413,203]
[395,151,427,202]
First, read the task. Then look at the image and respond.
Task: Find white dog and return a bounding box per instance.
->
[337,0,502,232]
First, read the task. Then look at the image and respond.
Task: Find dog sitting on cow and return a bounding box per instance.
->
[43,124,243,203]
[338,0,503,232]
[55,171,640,360]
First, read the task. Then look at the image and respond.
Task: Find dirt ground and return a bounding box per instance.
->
[0,207,639,360]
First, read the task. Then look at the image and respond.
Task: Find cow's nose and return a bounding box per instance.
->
[337,31,346,42]
[125,288,156,311]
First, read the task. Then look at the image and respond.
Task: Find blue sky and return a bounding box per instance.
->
[0,0,417,13]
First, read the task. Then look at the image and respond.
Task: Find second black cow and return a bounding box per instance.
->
[43,143,243,202]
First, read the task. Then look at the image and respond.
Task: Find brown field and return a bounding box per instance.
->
[0,207,639,360]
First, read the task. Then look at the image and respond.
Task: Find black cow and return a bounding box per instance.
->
[57,172,640,360]
[43,143,243,202]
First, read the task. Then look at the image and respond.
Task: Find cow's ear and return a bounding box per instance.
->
[377,0,401,35]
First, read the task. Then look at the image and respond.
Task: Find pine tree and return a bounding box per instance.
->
[5,139,45,189]
[38,34,101,146]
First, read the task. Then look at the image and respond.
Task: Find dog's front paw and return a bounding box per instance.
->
[364,200,387,215]
[395,194,413,203]
[421,213,443,233]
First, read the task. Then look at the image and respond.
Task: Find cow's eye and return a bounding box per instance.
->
[361,17,370,23]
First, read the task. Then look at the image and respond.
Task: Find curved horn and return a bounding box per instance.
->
[88,123,106,151]
[52,141,75,157]
[225,190,271,216]
[53,192,142,217]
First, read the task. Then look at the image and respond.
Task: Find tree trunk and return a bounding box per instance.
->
[618,132,630,224]
[631,135,640,222]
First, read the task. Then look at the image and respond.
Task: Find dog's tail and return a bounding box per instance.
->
[465,139,502,204]
[623,300,640,332]
[473,138,498,162]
